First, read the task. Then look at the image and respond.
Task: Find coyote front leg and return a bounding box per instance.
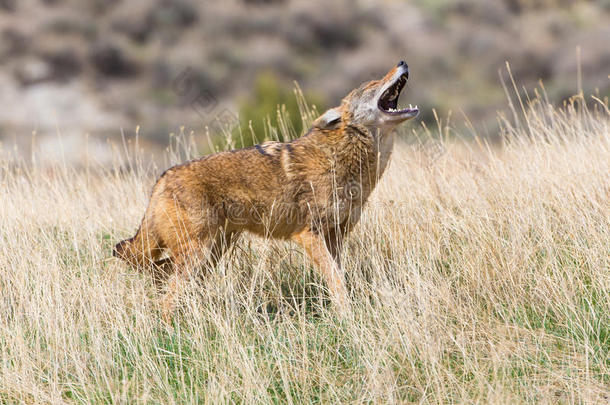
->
[292,229,350,315]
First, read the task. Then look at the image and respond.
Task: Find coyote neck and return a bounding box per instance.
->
[331,124,395,193]
[371,128,396,180]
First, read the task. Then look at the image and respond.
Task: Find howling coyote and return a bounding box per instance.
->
[114,61,419,321]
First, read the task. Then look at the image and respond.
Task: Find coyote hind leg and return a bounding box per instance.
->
[324,229,344,268]
[160,231,240,323]
[150,257,174,289]
[161,239,210,323]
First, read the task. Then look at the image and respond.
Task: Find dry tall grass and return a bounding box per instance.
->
[0,87,608,403]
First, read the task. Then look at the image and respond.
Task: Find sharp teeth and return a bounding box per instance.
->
[409,104,412,109]
[415,105,418,109]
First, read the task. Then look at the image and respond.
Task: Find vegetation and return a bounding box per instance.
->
[237,71,325,148]
[0,84,608,403]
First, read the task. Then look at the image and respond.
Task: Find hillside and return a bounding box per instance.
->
[0,0,608,164]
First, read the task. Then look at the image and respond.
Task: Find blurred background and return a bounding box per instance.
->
[0,0,608,164]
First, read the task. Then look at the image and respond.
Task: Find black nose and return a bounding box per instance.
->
[397,61,409,79]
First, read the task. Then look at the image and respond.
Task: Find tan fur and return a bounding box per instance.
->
[114,62,417,321]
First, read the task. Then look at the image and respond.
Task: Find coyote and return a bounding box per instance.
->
[114,61,418,321]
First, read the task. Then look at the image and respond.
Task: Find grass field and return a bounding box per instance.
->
[0,88,608,403]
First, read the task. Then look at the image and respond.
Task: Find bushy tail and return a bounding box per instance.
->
[113,221,160,269]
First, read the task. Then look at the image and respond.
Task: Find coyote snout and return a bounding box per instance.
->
[114,61,419,321]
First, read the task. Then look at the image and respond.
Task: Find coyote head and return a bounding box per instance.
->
[314,61,418,131]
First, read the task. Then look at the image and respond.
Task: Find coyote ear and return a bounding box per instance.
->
[312,108,342,130]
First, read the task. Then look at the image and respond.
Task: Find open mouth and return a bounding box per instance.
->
[377,73,418,117]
